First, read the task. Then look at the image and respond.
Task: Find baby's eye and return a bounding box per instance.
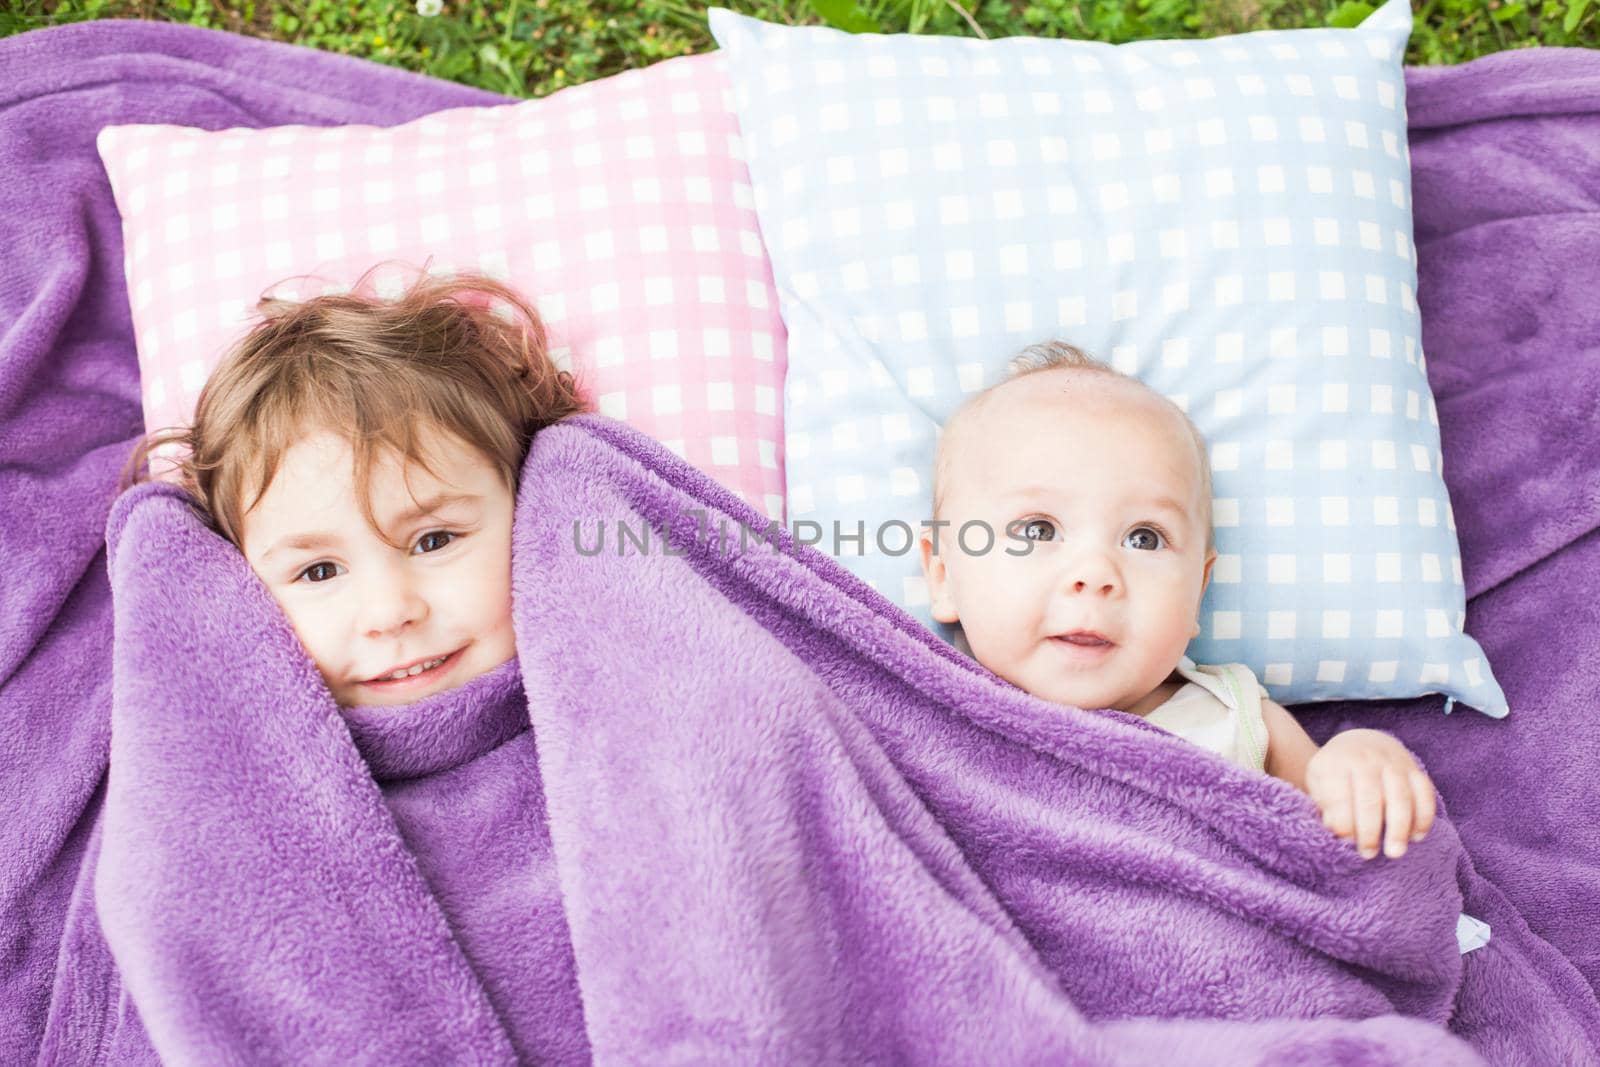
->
[1020,518,1057,541]
[1126,526,1167,551]
[415,530,457,554]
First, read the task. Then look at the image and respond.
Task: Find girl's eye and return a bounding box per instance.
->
[1021,518,1057,541]
[1126,526,1168,551]
[415,530,457,554]
[294,531,457,583]
[300,562,339,584]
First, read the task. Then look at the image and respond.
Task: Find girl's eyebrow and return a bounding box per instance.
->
[267,531,342,557]
[264,491,482,559]
[385,490,481,526]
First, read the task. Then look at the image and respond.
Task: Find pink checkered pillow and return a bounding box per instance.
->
[96,53,787,519]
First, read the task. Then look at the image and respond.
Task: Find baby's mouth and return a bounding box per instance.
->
[1050,632,1116,658]
[1053,630,1115,647]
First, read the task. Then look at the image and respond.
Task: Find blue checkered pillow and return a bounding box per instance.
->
[710,0,1508,716]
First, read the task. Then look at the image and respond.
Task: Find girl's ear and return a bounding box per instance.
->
[921,530,960,624]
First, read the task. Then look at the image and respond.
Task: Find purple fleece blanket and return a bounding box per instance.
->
[13,409,1561,1065]
[2,18,1598,1066]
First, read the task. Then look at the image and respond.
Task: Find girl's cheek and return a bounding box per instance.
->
[286,606,338,663]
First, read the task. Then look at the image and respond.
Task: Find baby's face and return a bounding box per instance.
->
[238,426,517,707]
[921,372,1217,717]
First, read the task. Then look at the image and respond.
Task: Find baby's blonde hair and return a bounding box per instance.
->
[120,267,588,549]
[933,340,1215,557]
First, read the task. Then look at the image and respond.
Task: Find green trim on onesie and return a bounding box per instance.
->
[1219,664,1269,772]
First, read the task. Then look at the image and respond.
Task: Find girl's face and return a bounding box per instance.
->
[238,426,517,707]
[921,372,1216,717]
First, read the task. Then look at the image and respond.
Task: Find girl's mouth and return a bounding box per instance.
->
[359,647,465,692]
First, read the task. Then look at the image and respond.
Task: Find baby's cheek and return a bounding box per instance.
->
[958,610,1024,676]
[960,566,1030,648]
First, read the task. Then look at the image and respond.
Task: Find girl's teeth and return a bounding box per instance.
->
[383,655,446,681]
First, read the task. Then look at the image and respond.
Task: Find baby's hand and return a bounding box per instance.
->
[1305,729,1436,860]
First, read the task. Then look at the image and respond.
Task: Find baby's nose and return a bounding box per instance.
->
[1060,553,1120,595]
[1068,577,1117,595]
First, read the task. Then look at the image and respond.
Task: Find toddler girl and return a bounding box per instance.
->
[919,340,1436,861]
[122,267,586,707]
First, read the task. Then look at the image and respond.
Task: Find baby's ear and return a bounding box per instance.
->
[1193,548,1218,637]
[919,530,960,624]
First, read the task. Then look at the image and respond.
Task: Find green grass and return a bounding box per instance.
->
[3,0,1595,99]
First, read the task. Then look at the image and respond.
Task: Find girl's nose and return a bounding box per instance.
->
[360,570,429,637]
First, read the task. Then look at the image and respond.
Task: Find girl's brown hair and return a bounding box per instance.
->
[120,266,588,549]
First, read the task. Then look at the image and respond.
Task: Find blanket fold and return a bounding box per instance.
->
[98,483,523,1064]
[3,18,1600,1067]
[507,414,1598,1064]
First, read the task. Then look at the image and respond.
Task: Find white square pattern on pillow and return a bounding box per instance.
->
[710,0,1508,715]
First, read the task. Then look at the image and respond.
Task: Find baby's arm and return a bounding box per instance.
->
[1261,700,1437,860]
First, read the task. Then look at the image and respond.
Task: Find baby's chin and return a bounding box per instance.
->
[1035,689,1128,714]
[1000,670,1105,713]
[1006,667,1146,716]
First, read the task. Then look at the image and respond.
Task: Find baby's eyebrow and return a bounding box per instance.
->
[1002,487,1190,523]
[1143,496,1191,522]
[264,491,482,559]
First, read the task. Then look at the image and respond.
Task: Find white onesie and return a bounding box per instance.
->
[1145,655,1271,772]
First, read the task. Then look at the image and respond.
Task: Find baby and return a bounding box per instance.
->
[122,268,586,708]
[919,340,1436,861]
